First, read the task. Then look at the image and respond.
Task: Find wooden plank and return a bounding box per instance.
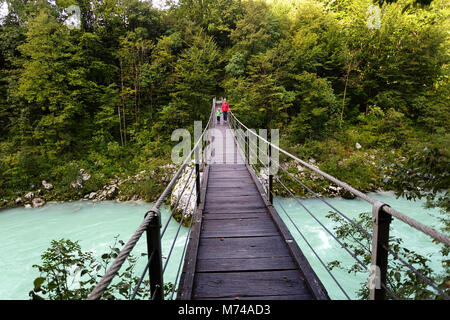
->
[205,196,264,203]
[209,167,248,171]
[204,194,262,201]
[207,182,255,188]
[201,218,277,235]
[207,181,255,187]
[203,207,268,214]
[196,256,297,272]
[204,204,266,211]
[208,169,248,173]
[197,236,291,259]
[201,230,280,238]
[208,171,248,175]
[211,170,248,177]
[202,213,263,220]
[245,162,330,300]
[208,174,250,180]
[206,185,258,192]
[207,178,254,184]
[176,164,210,300]
[204,196,265,207]
[192,270,312,299]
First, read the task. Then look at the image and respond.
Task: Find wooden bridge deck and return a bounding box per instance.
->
[177,116,329,300]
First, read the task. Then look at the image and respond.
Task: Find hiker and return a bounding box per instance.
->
[216,107,222,123]
[221,98,229,122]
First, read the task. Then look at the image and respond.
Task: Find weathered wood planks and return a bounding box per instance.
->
[177,120,329,300]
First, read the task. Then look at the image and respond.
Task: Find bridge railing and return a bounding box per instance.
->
[229,110,450,300]
[86,103,215,300]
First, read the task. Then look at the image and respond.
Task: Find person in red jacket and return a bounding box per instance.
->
[221,98,230,122]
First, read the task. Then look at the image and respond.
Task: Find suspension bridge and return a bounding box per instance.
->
[87,99,450,301]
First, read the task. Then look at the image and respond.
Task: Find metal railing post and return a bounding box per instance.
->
[146,209,164,300]
[245,131,249,164]
[195,162,201,206]
[268,141,273,204]
[195,142,201,206]
[370,201,392,300]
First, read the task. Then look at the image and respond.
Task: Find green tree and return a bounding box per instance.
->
[287,71,340,143]
[17,8,93,156]
[152,32,221,138]
[29,237,175,300]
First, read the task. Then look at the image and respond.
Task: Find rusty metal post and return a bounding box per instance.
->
[268,141,273,204]
[245,132,249,164]
[370,201,392,300]
[145,209,163,300]
[195,162,201,206]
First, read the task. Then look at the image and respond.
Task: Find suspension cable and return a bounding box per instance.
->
[130,251,155,300]
[231,111,448,300]
[229,111,450,247]
[275,176,368,271]
[246,135,372,254]
[163,171,197,275]
[272,193,351,300]
[87,110,213,300]
[170,204,195,300]
[383,243,450,299]
[161,165,195,239]
[253,137,398,300]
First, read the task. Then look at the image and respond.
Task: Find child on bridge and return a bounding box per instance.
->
[216,108,222,123]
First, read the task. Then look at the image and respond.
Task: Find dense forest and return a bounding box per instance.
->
[0,0,448,211]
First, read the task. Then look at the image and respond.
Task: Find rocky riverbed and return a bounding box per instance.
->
[1,163,179,210]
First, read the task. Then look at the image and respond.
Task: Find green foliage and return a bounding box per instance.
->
[287,71,340,143]
[229,0,281,56]
[225,52,246,77]
[384,145,450,213]
[29,237,175,300]
[0,0,447,301]
[326,211,449,299]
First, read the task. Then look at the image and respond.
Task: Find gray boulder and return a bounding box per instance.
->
[32,198,45,208]
[42,180,54,190]
[25,192,35,200]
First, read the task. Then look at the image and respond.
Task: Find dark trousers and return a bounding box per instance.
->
[217,116,220,122]
[223,111,228,121]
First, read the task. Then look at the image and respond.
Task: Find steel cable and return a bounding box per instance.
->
[87,111,212,300]
[246,135,371,254]
[162,171,196,275]
[229,112,450,247]
[382,243,450,299]
[272,193,351,300]
[130,251,155,300]
[160,165,195,239]
[275,177,368,271]
[170,205,195,300]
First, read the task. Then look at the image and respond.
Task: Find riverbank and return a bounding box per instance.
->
[0,142,408,211]
[0,193,445,300]
[0,160,178,211]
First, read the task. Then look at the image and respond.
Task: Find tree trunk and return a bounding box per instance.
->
[120,59,127,146]
[340,64,351,126]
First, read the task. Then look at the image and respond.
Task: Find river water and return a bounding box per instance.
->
[0,192,446,300]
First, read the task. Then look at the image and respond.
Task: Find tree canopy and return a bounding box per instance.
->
[0,0,448,214]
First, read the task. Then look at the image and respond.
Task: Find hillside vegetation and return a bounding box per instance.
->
[0,0,448,209]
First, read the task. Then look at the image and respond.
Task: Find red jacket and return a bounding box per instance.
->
[221,102,229,112]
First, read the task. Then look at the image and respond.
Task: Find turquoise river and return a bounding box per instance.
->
[0,192,446,300]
